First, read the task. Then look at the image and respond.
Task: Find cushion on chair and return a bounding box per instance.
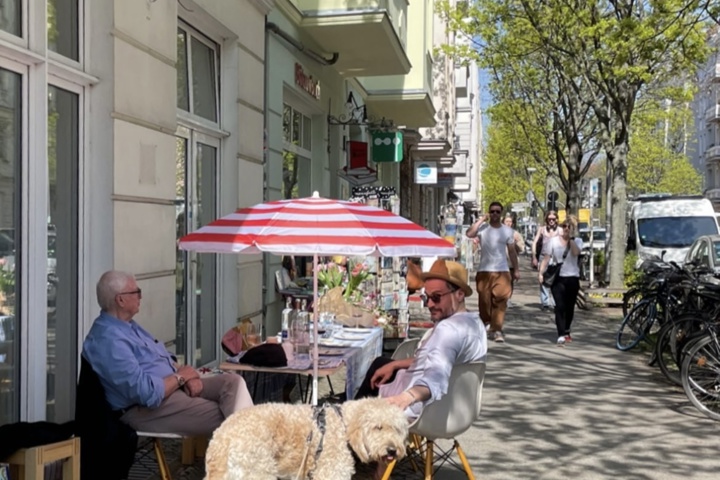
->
[0,421,75,460]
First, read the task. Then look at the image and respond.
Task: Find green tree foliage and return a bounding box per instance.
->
[657,159,703,194]
[628,88,701,196]
[438,0,713,287]
[482,123,542,211]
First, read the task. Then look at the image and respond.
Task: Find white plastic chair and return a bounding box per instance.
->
[135,432,198,480]
[391,338,421,360]
[382,362,486,480]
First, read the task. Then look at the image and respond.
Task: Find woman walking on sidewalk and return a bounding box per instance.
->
[538,217,583,346]
[531,211,562,311]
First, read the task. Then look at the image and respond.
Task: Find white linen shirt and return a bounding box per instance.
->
[379,311,487,418]
[477,224,515,272]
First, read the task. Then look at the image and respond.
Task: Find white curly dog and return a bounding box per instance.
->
[204,397,408,479]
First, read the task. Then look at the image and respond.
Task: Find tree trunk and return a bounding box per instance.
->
[604,157,613,284]
[608,144,629,288]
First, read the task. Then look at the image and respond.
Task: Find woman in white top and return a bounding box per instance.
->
[538,216,583,346]
[532,211,562,310]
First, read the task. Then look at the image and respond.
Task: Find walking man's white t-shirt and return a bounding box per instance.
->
[478,224,515,272]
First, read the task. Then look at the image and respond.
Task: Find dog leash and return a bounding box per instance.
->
[294,403,345,480]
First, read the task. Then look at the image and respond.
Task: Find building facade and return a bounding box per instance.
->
[0,0,456,425]
[452,61,482,213]
[0,0,272,424]
[692,28,720,206]
[263,0,439,331]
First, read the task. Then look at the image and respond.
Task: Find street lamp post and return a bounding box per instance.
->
[526,167,537,222]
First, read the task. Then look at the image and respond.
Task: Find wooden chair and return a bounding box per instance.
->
[5,437,80,480]
[381,362,486,479]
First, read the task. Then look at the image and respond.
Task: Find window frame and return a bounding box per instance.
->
[47,0,83,67]
[282,103,312,159]
[0,56,28,423]
[0,0,27,46]
[174,124,221,367]
[176,20,222,132]
[46,75,85,422]
[0,0,91,421]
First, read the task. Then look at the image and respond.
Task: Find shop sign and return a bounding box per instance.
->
[372,131,403,163]
[339,140,377,186]
[347,141,369,173]
[415,162,437,185]
[435,173,454,188]
[295,63,320,100]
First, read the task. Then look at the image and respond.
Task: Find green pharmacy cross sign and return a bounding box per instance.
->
[371,132,403,163]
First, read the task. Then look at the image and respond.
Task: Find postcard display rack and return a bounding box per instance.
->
[350,186,409,337]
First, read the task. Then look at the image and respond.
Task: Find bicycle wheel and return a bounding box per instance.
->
[655,315,701,386]
[616,300,656,351]
[622,287,643,318]
[681,334,720,421]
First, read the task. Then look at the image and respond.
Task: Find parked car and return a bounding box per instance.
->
[684,234,720,273]
[627,195,720,266]
[579,228,606,252]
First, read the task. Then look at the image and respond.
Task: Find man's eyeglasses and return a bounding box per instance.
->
[420,290,454,305]
[117,288,142,299]
[489,209,502,214]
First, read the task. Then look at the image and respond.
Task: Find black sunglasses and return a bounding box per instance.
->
[420,290,454,305]
[117,288,142,299]
[489,209,502,214]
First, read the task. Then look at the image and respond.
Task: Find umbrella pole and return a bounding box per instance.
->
[312,253,319,406]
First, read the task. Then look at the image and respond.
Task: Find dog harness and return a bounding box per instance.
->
[297,403,345,480]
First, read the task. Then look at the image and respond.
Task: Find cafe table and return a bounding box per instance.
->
[220,327,384,403]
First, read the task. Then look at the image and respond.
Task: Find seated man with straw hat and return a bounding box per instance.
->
[355,259,487,418]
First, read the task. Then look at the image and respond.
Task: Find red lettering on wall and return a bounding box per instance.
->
[295,63,321,100]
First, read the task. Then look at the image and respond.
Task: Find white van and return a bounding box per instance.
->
[627,195,720,265]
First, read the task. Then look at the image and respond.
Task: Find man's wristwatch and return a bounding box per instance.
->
[174,374,186,388]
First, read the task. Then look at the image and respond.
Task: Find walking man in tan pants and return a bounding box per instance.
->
[466,202,519,343]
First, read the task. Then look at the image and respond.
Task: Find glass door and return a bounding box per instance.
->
[175,127,218,367]
[46,83,79,422]
[0,64,22,425]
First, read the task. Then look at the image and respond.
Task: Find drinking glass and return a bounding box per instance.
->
[244,323,261,349]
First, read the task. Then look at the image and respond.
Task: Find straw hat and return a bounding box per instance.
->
[420,259,473,297]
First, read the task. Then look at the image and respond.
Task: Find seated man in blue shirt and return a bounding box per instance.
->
[82,270,253,436]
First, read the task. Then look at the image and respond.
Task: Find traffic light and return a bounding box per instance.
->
[547,191,559,212]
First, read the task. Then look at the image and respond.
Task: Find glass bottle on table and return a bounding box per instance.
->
[281,297,292,341]
[290,299,307,358]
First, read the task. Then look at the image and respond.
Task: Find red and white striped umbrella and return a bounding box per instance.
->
[178,192,455,406]
[178,193,456,258]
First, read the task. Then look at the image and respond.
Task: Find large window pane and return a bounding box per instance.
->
[0,67,22,425]
[175,137,188,363]
[0,0,21,36]
[46,85,79,422]
[191,37,217,122]
[48,0,79,61]
[195,143,217,366]
[282,104,291,144]
[177,29,189,111]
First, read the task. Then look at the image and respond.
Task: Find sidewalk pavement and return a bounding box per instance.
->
[446,263,720,479]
